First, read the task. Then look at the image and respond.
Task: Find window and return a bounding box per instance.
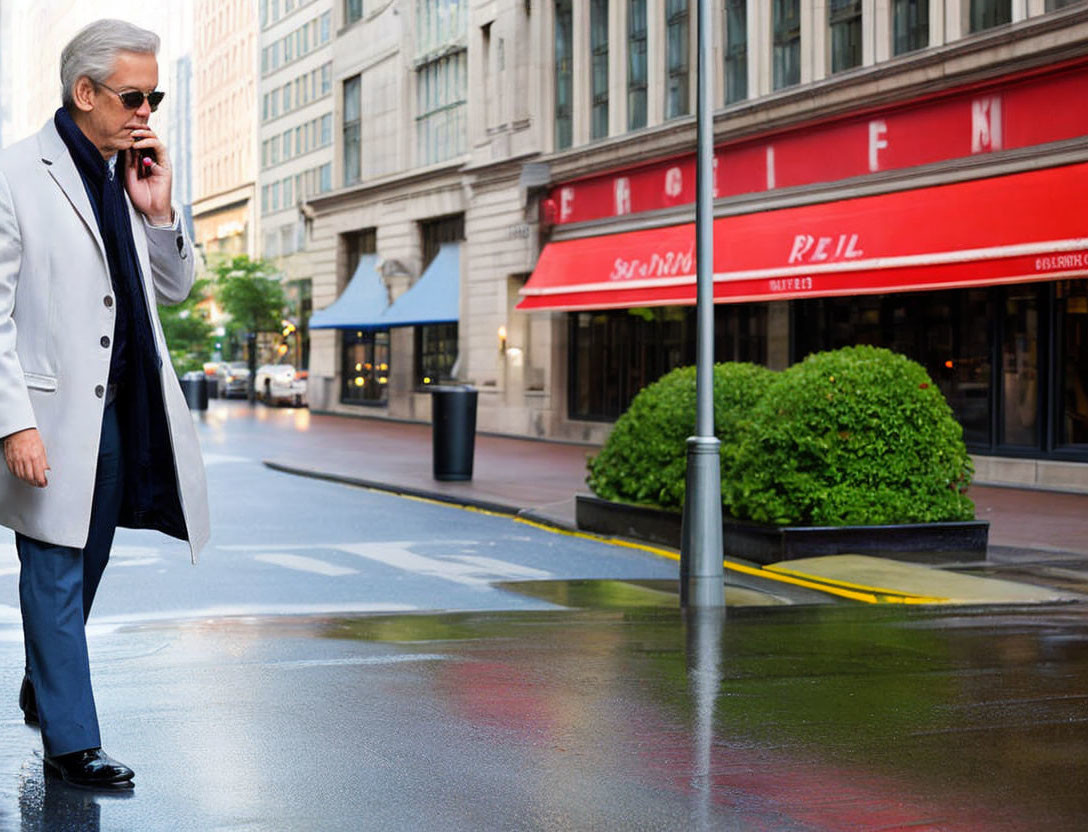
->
[282,129,292,159]
[320,163,332,192]
[341,330,390,405]
[1046,0,1081,8]
[321,113,333,146]
[1058,280,1088,447]
[416,324,458,387]
[417,0,467,55]
[590,0,609,140]
[420,214,464,270]
[554,1,573,149]
[665,0,689,119]
[893,0,929,55]
[627,0,648,130]
[569,305,768,421]
[773,0,801,90]
[346,0,364,25]
[970,0,1011,31]
[320,10,331,42]
[283,176,294,207]
[724,0,747,105]
[343,75,362,185]
[321,63,332,95]
[261,185,269,214]
[829,0,862,74]
[280,224,295,256]
[270,135,280,165]
[271,181,281,211]
[416,50,468,165]
[344,228,377,279]
[295,125,304,155]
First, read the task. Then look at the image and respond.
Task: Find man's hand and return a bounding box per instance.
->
[3,428,48,487]
[123,126,174,226]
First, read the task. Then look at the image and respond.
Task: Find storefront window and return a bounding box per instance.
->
[1058,281,1088,447]
[416,324,459,387]
[554,0,574,150]
[341,330,390,405]
[1001,288,1040,447]
[628,0,648,130]
[773,0,801,90]
[970,0,1011,32]
[665,0,690,119]
[829,0,862,74]
[724,0,747,105]
[893,0,929,55]
[591,0,609,140]
[569,305,767,422]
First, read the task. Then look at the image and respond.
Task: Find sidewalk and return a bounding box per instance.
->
[257,403,1088,561]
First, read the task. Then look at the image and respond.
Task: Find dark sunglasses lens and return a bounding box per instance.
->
[148,91,165,111]
[119,91,145,109]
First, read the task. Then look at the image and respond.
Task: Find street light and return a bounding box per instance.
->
[679,0,725,609]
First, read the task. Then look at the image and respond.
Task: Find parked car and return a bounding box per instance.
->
[255,364,307,407]
[215,361,251,399]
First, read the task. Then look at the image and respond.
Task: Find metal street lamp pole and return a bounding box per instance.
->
[679,0,725,609]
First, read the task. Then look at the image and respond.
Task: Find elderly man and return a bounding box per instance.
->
[0,20,209,789]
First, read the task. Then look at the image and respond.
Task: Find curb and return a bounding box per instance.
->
[262,460,526,518]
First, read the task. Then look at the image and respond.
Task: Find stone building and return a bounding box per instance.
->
[192,0,259,261]
[306,0,1088,490]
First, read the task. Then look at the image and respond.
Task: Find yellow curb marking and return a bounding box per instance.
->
[336,481,950,605]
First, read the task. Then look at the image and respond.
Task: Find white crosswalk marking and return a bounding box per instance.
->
[254,553,359,577]
[223,541,554,586]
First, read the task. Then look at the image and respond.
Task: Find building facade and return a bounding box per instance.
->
[192,0,259,262]
[307,0,1088,491]
[256,0,336,368]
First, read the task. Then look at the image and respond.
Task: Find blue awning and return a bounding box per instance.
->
[378,243,460,328]
[309,254,389,330]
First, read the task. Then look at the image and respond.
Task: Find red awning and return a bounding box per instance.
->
[517,162,1088,311]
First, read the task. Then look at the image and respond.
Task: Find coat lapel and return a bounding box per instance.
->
[37,119,108,265]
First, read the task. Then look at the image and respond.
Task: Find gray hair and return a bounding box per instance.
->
[60,19,160,109]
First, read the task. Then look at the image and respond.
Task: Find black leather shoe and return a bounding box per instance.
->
[44,748,135,789]
[19,675,38,726]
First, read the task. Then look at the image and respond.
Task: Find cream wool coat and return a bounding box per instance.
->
[0,119,209,562]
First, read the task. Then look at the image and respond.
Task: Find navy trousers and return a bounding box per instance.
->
[16,400,123,757]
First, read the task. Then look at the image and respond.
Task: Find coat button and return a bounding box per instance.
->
[104,296,114,308]
[95,385,105,398]
[101,336,111,348]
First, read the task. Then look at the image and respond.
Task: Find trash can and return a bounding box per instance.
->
[431,386,478,481]
[180,371,208,411]
[206,373,219,399]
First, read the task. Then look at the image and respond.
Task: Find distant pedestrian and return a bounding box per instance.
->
[0,19,209,789]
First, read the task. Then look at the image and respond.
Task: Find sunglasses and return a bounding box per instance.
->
[98,82,165,112]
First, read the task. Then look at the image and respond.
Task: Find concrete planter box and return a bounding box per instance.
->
[575,493,989,565]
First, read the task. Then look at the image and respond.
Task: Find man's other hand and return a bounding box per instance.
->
[3,428,49,487]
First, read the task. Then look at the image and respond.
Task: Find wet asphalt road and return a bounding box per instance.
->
[2,403,1088,829]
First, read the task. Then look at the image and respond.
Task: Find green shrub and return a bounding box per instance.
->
[726,346,974,526]
[586,362,775,510]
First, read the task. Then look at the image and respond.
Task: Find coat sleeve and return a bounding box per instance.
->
[0,168,36,441]
[143,206,195,306]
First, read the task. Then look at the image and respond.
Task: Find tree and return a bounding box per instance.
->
[213,256,287,402]
[158,278,214,375]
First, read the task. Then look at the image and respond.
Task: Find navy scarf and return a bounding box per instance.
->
[54,107,184,536]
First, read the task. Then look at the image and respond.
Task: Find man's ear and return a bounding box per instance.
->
[72,76,97,113]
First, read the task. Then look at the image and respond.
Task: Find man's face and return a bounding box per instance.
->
[82,50,159,156]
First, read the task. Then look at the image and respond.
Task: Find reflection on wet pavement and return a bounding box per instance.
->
[3,602,1088,830]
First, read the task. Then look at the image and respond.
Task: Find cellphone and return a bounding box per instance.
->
[136,148,156,179]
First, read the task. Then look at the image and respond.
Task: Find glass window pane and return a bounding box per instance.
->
[892,0,929,55]
[773,0,801,90]
[665,0,689,119]
[627,0,648,130]
[724,0,747,105]
[1001,287,1040,447]
[970,0,1011,32]
[554,0,574,149]
[829,0,862,74]
[1058,280,1088,447]
[591,0,609,140]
